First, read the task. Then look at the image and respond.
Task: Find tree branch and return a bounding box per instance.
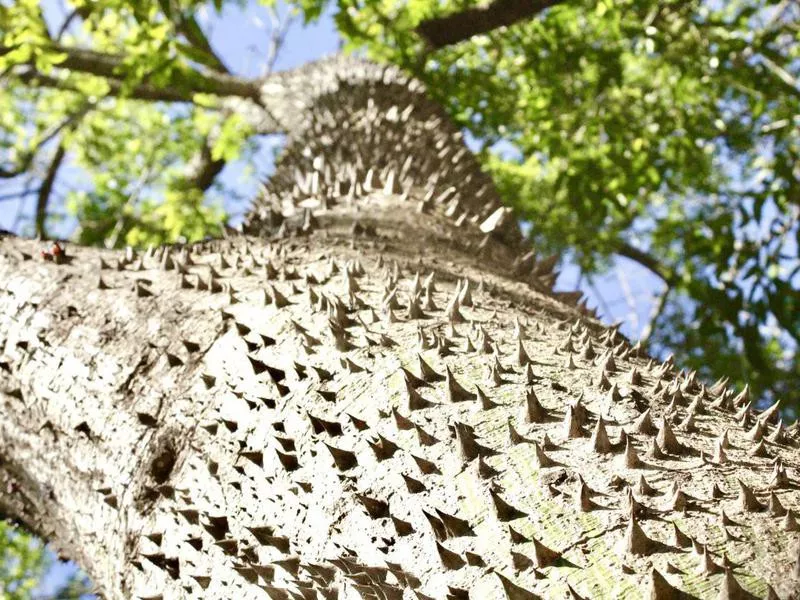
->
[615,264,640,333]
[415,0,564,50]
[614,241,675,285]
[1,43,262,101]
[759,52,800,102]
[181,8,293,194]
[262,6,295,77]
[34,139,67,239]
[12,67,202,103]
[156,0,229,73]
[640,284,670,345]
[614,242,674,345]
[181,18,227,72]
[55,9,81,42]
[0,188,40,202]
[182,142,226,192]
[4,32,258,200]
[0,103,88,178]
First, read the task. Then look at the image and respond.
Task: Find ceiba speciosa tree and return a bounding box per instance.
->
[0,56,797,600]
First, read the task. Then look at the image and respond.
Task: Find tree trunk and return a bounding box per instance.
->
[1,57,798,600]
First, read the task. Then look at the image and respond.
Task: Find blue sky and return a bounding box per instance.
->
[13,1,664,594]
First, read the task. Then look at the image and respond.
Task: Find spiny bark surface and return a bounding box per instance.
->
[241,57,522,246]
[0,56,799,600]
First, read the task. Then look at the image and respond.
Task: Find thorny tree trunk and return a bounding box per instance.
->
[0,57,799,600]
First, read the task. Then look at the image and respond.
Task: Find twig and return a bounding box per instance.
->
[11,175,38,233]
[614,264,640,333]
[34,140,67,239]
[586,274,613,323]
[614,241,674,285]
[262,6,295,77]
[55,9,81,42]
[105,165,154,249]
[0,189,40,202]
[0,105,89,179]
[759,54,800,100]
[157,0,229,73]
[640,284,670,345]
[1,42,263,101]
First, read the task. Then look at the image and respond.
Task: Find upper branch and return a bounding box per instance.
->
[35,140,67,239]
[176,6,293,195]
[415,0,565,50]
[640,284,670,345]
[181,142,226,192]
[155,0,229,73]
[1,43,262,101]
[13,68,200,103]
[0,105,88,178]
[615,241,674,285]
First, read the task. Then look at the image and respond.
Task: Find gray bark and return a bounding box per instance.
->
[0,56,798,600]
[414,0,563,50]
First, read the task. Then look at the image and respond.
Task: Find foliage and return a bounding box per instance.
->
[64,101,228,247]
[0,0,237,246]
[0,0,798,592]
[1,0,798,411]
[0,521,45,599]
[0,520,91,599]
[7,0,792,407]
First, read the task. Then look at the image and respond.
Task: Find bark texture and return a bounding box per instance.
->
[414,0,562,50]
[1,56,799,600]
